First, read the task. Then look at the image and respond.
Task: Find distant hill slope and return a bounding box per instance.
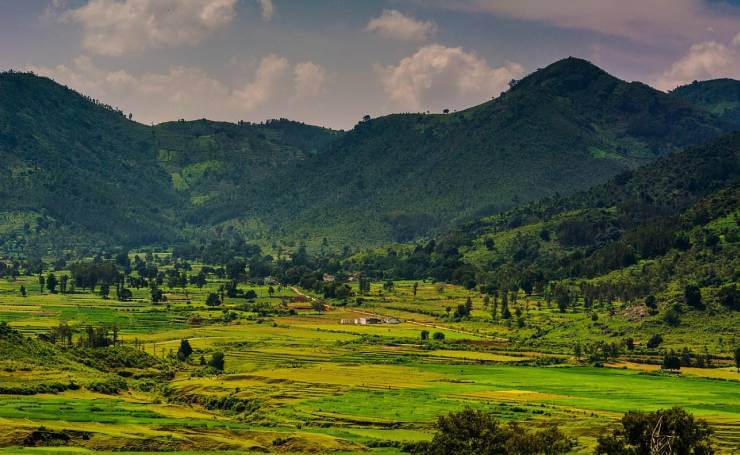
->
[670,79,740,126]
[347,131,739,307]
[154,118,338,211]
[0,72,337,253]
[0,59,737,253]
[0,71,180,250]
[444,132,739,288]
[218,57,733,246]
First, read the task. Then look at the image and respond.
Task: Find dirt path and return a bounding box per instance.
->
[290,287,506,341]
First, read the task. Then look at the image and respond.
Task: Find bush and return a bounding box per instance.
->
[87,376,127,394]
[683,285,704,310]
[408,408,574,454]
[661,353,681,371]
[208,352,225,371]
[646,334,663,349]
[595,407,712,455]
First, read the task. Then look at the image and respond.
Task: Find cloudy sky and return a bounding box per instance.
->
[2,0,740,129]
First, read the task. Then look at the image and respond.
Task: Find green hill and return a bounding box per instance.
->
[0,58,736,253]
[0,71,180,251]
[216,57,733,246]
[348,131,739,302]
[0,72,337,253]
[670,78,740,126]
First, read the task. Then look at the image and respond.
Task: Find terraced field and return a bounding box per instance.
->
[0,274,738,453]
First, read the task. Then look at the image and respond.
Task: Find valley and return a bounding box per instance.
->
[0,272,738,454]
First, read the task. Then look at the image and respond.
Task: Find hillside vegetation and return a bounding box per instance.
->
[1,58,738,253]
[237,57,733,245]
[670,78,740,126]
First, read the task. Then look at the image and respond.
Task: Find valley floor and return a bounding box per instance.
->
[0,276,738,453]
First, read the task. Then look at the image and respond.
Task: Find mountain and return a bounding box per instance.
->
[0,71,180,252]
[214,57,734,246]
[670,79,740,126]
[154,119,338,212]
[346,131,740,298]
[0,71,336,253]
[0,58,736,253]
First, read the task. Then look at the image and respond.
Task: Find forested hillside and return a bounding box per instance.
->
[347,131,740,306]
[670,79,740,126]
[220,58,734,246]
[1,58,738,253]
[0,71,179,251]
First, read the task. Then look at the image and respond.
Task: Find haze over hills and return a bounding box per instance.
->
[0,57,738,254]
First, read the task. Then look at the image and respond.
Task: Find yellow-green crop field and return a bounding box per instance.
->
[0,275,738,453]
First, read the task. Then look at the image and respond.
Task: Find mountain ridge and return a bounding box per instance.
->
[0,58,737,253]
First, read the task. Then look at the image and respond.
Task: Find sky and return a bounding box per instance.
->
[2,0,740,130]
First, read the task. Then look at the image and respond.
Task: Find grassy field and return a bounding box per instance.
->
[0,271,738,453]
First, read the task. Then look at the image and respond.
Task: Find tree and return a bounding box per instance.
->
[484,237,495,250]
[663,305,681,327]
[717,284,738,311]
[432,332,445,340]
[661,352,681,371]
[151,287,166,303]
[46,273,58,293]
[99,283,110,299]
[683,285,704,310]
[413,282,419,297]
[420,330,429,341]
[734,347,740,373]
[311,299,326,312]
[118,288,133,301]
[573,342,583,361]
[177,339,193,361]
[38,275,45,294]
[208,352,225,371]
[595,407,713,455]
[205,293,221,307]
[19,285,26,297]
[647,334,663,349]
[645,295,658,315]
[412,408,573,455]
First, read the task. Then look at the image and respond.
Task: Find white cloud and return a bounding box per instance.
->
[366,9,436,41]
[26,54,327,123]
[27,56,230,119]
[233,54,291,111]
[376,44,524,111]
[733,32,740,47]
[438,0,740,46]
[293,62,327,98]
[654,41,740,90]
[61,0,237,56]
[259,0,274,21]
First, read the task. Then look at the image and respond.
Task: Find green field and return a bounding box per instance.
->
[0,269,738,454]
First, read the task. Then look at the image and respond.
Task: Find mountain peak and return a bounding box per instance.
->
[512,57,613,94]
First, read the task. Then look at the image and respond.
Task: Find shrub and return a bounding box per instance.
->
[87,376,127,394]
[408,408,574,454]
[208,352,225,371]
[595,407,712,455]
[646,334,663,349]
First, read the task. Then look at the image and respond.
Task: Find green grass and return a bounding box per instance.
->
[1,272,738,453]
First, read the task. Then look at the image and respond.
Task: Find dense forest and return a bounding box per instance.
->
[2,58,739,253]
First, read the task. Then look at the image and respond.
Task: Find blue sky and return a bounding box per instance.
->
[2,0,740,129]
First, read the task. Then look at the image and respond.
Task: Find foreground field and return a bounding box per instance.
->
[0,274,738,453]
